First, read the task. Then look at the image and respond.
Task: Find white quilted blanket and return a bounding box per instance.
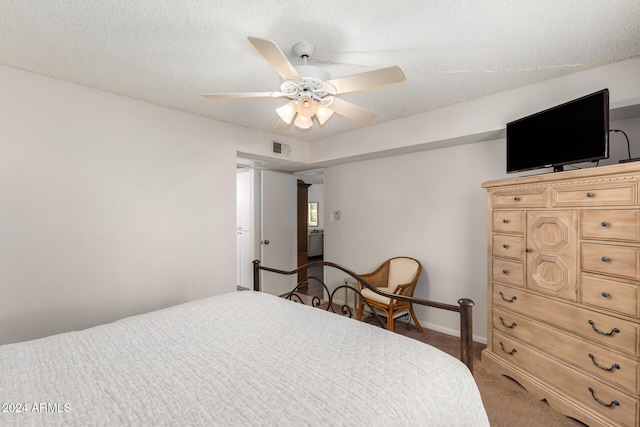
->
[0,291,489,426]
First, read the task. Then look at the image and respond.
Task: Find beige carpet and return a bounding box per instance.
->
[386,320,586,426]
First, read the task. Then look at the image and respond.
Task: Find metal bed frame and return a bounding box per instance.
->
[253,260,475,371]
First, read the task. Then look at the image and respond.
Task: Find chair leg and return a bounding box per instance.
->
[387,310,395,332]
[409,305,424,333]
[356,297,364,321]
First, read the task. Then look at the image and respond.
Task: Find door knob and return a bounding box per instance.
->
[260,240,270,245]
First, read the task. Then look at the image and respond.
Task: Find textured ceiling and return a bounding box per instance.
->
[2,1,640,141]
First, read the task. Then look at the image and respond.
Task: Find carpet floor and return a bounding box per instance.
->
[387,319,586,426]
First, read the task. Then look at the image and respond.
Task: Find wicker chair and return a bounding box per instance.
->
[356,256,424,333]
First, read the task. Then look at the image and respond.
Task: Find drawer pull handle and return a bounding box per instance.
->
[502,244,509,249]
[588,387,620,408]
[601,221,609,227]
[499,316,517,329]
[601,256,610,262]
[513,196,521,201]
[601,291,610,298]
[502,218,510,224]
[525,248,532,253]
[586,192,594,198]
[502,269,509,275]
[499,291,517,303]
[499,341,517,355]
[588,320,620,336]
[588,353,620,372]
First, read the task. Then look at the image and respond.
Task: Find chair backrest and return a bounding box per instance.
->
[388,257,421,290]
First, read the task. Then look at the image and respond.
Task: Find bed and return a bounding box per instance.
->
[1,261,489,426]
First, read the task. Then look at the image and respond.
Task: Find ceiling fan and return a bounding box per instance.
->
[202,37,407,130]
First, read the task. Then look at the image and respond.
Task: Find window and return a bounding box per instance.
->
[308,202,318,227]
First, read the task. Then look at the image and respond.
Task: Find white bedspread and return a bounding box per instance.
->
[0,291,489,426]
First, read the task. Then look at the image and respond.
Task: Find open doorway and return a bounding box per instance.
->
[294,169,324,299]
[236,166,297,295]
[235,160,324,297]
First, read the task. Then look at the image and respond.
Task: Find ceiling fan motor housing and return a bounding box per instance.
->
[294,65,330,81]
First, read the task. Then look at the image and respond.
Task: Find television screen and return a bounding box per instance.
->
[506,89,609,173]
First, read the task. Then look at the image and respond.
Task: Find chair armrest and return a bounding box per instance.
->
[391,282,413,295]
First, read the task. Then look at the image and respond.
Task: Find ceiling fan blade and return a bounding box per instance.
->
[248,37,301,81]
[329,97,378,125]
[202,92,287,100]
[327,66,406,95]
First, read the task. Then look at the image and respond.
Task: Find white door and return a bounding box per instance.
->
[237,230,252,289]
[236,170,251,231]
[236,169,252,288]
[260,170,296,296]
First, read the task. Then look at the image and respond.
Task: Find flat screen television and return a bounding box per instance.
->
[506,89,609,173]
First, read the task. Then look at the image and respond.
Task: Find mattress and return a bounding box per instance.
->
[0,291,489,426]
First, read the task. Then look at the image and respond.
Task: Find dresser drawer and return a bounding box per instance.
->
[493,307,640,394]
[492,259,524,287]
[493,284,640,355]
[581,243,639,280]
[581,275,640,318]
[492,235,524,261]
[552,182,638,207]
[492,332,638,426]
[581,209,640,242]
[491,189,546,208]
[492,211,524,234]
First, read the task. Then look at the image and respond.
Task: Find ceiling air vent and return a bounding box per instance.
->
[272,141,291,156]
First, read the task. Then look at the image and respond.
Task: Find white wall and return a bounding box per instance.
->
[324,140,502,340]
[0,65,240,345]
[324,115,640,341]
[311,58,640,164]
[608,117,640,163]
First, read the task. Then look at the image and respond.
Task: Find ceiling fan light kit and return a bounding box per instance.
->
[294,113,313,129]
[276,101,297,124]
[202,37,406,131]
[315,103,334,125]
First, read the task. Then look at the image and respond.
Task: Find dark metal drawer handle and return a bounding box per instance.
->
[601,292,609,298]
[499,316,517,329]
[586,192,594,198]
[502,243,509,249]
[589,320,620,336]
[499,341,517,355]
[588,353,620,372]
[601,256,610,262]
[601,221,609,227]
[499,291,517,303]
[588,387,619,408]
[502,269,509,275]
[513,196,521,201]
[502,218,510,224]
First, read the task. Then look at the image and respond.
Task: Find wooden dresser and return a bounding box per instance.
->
[482,162,640,427]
